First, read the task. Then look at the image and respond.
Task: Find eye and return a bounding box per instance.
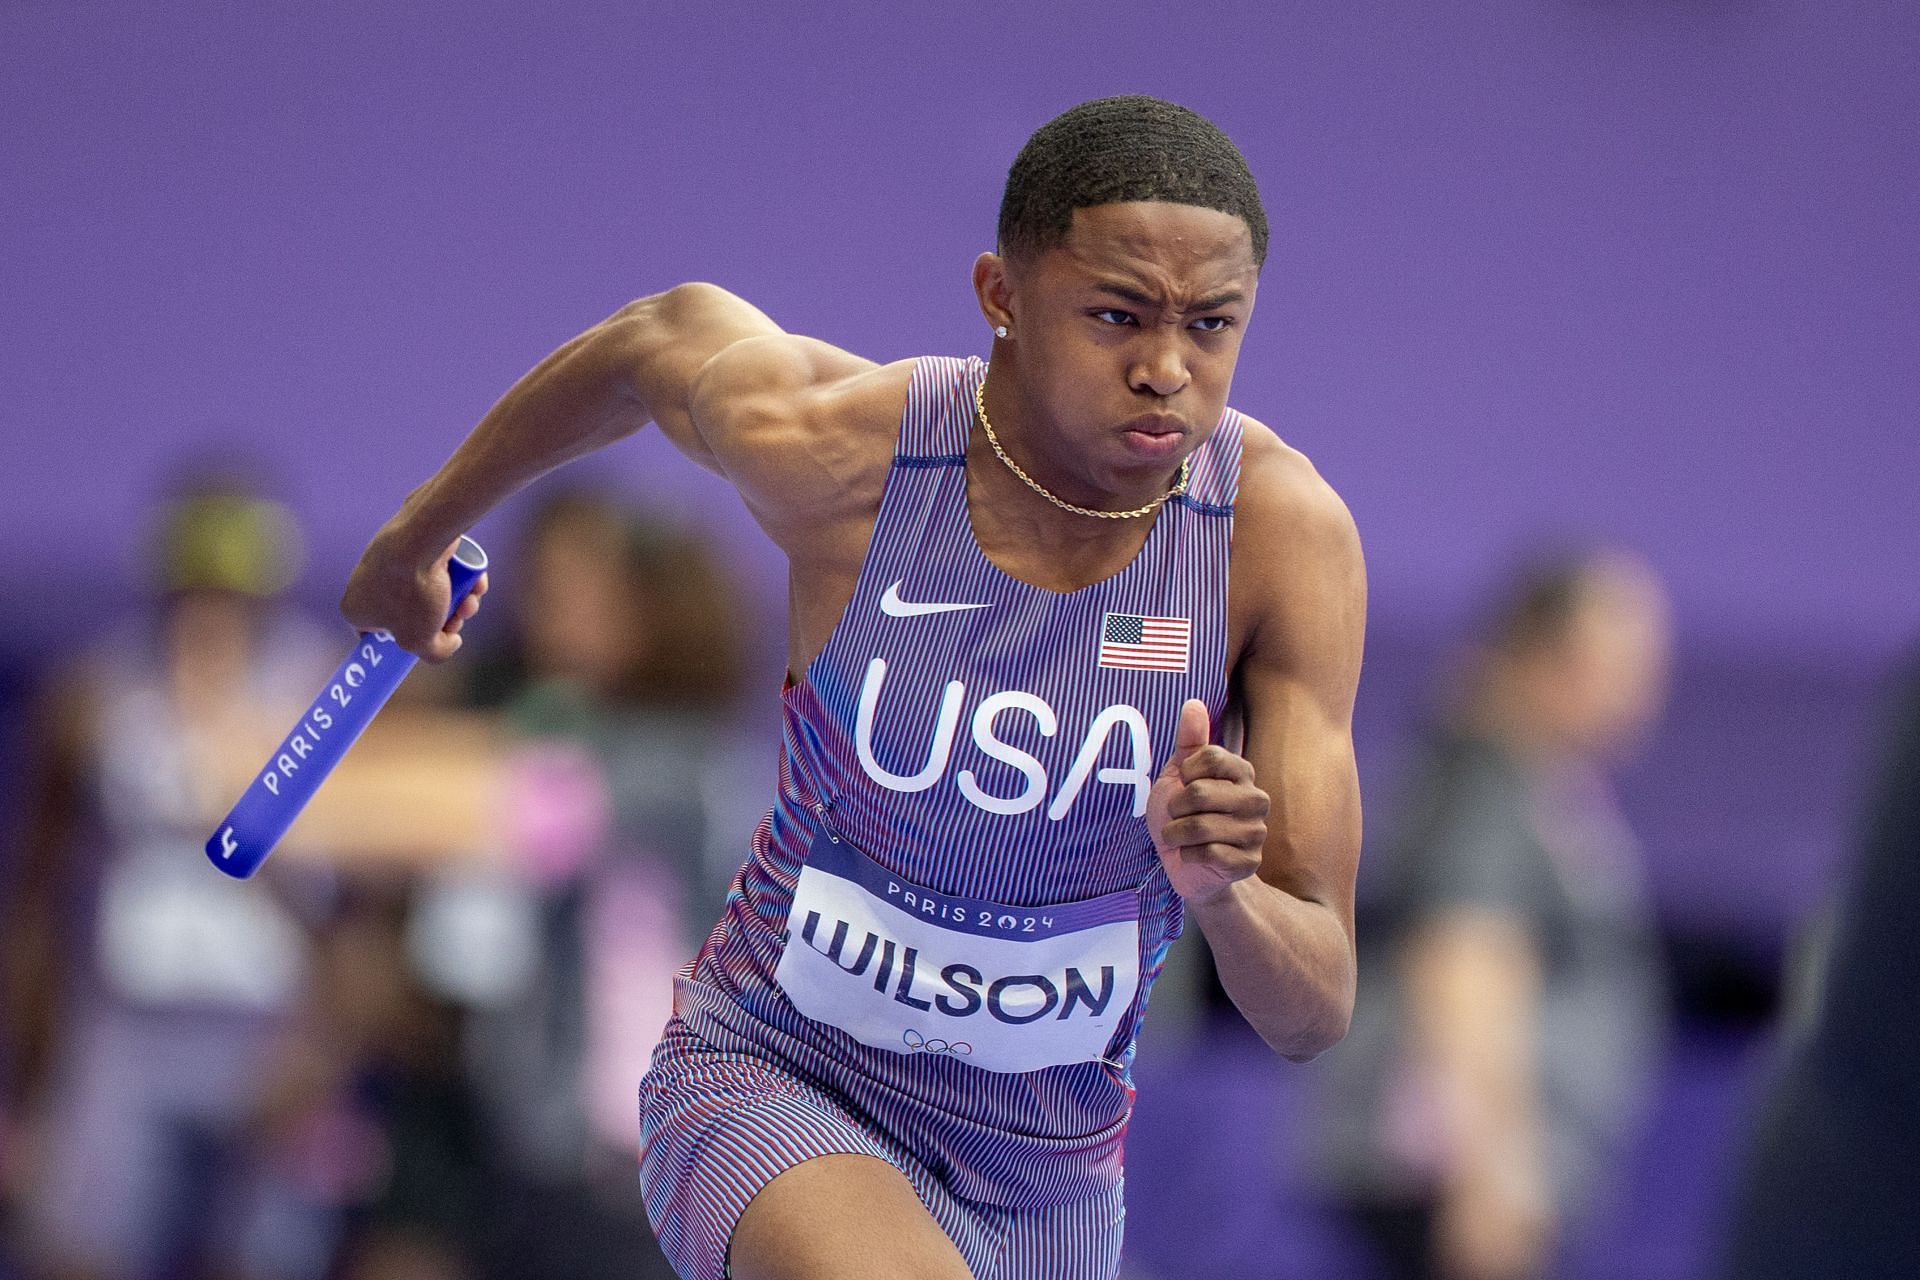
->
[1190,315,1235,333]
[1092,309,1137,326]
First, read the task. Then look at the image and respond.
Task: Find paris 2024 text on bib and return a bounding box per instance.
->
[774,825,1142,1074]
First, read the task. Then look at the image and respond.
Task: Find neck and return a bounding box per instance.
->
[963,429,1146,553]
[975,363,1187,517]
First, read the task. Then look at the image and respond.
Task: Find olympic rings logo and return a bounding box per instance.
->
[902,1028,972,1058]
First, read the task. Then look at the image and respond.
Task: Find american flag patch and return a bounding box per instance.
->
[1098,612,1191,672]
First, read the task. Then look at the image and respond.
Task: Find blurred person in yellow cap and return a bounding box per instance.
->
[0,469,343,1280]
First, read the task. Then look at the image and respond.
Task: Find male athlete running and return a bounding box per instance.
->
[343,96,1365,1280]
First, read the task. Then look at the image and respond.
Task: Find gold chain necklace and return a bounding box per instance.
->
[973,375,1190,521]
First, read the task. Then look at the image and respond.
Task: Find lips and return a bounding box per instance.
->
[1119,415,1189,459]
[1120,414,1187,438]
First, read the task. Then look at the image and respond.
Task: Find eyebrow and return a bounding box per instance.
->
[1092,282,1247,312]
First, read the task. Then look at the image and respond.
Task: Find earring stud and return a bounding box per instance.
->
[994,325,1009,339]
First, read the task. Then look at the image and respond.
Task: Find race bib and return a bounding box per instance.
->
[773,826,1140,1074]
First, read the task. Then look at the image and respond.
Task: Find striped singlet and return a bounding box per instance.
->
[642,355,1243,1237]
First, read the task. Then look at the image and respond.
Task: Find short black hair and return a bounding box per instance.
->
[996,96,1268,268]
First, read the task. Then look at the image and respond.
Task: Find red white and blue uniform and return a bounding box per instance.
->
[638,356,1243,1279]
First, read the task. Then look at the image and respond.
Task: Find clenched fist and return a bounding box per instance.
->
[1146,699,1269,905]
[340,527,488,662]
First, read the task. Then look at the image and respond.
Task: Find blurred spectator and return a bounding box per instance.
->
[1716,650,1920,1278]
[250,874,493,1280]
[0,474,341,1280]
[453,487,748,1280]
[220,652,516,1280]
[1314,550,1674,1280]
[0,473,753,1280]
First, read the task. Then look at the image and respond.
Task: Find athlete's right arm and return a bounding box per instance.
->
[343,284,866,659]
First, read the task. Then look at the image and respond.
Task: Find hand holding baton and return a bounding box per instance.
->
[205,536,490,879]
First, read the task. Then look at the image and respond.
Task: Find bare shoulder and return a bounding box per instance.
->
[1234,419,1363,572]
[1228,416,1367,679]
[690,339,918,549]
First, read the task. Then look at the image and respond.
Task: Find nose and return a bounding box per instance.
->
[1128,331,1190,398]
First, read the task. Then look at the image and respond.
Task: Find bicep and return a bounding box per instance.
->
[1235,476,1367,914]
[685,337,896,539]
[596,283,787,472]
[1239,665,1362,916]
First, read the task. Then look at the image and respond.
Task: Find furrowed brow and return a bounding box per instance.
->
[1191,289,1247,311]
[1093,282,1159,308]
[1092,282,1246,312]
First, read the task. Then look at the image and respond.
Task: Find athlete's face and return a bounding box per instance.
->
[975,201,1259,499]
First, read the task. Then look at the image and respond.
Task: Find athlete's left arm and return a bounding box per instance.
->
[1149,439,1365,1062]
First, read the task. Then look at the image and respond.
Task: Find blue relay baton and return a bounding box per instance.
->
[205,536,489,879]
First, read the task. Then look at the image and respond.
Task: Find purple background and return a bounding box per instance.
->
[2,0,1912,962]
[5,0,1915,659]
[3,3,1917,1273]
[8,0,1917,935]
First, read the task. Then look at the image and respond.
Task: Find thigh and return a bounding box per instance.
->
[638,1029,962,1280]
[728,1153,972,1280]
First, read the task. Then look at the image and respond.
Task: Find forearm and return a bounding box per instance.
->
[1188,875,1355,1061]
[1437,1050,1545,1204]
[391,344,633,555]
[1405,919,1550,1213]
[386,283,771,559]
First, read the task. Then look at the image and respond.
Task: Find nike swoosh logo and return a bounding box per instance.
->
[879,580,991,618]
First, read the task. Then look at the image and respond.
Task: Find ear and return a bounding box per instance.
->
[973,252,1015,334]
